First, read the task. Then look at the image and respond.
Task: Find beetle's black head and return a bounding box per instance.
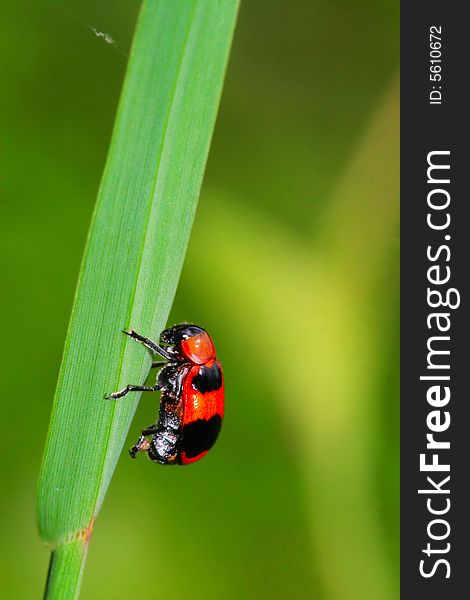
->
[160,324,206,346]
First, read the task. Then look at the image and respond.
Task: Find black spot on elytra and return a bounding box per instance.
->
[181,414,222,458]
[192,362,222,393]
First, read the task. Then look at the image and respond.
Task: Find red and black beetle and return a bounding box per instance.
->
[106,324,224,465]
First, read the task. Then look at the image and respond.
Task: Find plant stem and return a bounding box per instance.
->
[44,541,89,600]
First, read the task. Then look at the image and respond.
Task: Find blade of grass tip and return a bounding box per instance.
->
[37,1,239,598]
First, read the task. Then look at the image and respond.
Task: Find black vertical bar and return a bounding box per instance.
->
[401,3,469,598]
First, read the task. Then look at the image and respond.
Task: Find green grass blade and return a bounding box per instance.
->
[37,0,238,594]
[44,541,89,600]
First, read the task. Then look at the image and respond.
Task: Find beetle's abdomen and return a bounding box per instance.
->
[147,390,183,464]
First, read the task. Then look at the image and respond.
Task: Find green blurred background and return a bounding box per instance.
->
[0,1,399,598]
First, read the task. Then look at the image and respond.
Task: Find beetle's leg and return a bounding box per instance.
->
[173,369,186,401]
[129,424,159,457]
[130,423,180,464]
[141,423,159,436]
[129,435,150,458]
[123,329,173,360]
[151,361,166,369]
[105,383,161,400]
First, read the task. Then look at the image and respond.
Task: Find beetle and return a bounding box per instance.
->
[106,324,224,465]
